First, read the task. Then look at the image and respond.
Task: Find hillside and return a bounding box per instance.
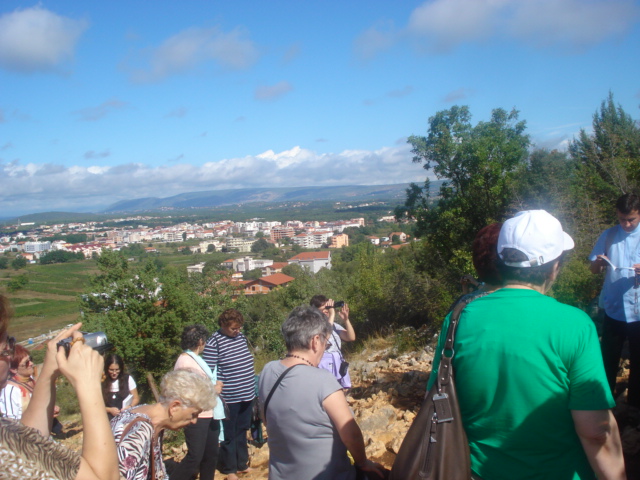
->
[103,184,419,213]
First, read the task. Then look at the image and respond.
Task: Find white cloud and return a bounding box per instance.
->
[83,149,111,160]
[507,0,638,49]
[0,6,88,73]
[255,81,294,101]
[353,21,397,61]
[443,87,475,103]
[282,43,301,64]
[387,86,414,98]
[127,26,260,83]
[1,144,426,214]
[73,99,128,122]
[361,0,639,57]
[407,0,501,53]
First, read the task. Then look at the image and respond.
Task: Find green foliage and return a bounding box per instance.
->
[400,106,530,274]
[7,274,29,292]
[281,263,304,277]
[569,92,640,238]
[0,257,8,269]
[251,237,270,253]
[206,244,216,253]
[39,250,84,265]
[243,268,263,280]
[550,255,602,311]
[12,256,27,270]
[41,233,89,244]
[56,376,80,416]
[81,253,241,390]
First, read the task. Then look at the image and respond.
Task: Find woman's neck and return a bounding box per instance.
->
[13,373,32,383]
[132,403,166,435]
[503,282,546,293]
[283,351,315,367]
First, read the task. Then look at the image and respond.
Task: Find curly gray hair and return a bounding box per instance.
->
[160,369,216,411]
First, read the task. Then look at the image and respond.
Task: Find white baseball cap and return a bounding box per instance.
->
[497,210,574,267]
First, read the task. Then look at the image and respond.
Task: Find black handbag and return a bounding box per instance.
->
[389,293,487,480]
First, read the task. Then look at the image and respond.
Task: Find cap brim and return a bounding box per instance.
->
[562,231,574,252]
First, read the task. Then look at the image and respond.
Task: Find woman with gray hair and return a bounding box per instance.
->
[111,369,217,480]
[258,306,385,480]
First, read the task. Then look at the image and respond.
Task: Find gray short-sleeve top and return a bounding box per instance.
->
[258,361,355,480]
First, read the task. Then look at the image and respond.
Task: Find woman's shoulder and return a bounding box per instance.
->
[113,408,153,437]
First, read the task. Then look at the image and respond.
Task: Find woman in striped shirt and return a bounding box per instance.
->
[202,309,255,480]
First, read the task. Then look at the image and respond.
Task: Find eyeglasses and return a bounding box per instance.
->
[18,358,33,368]
[0,336,16,360]
[108,368,121,373]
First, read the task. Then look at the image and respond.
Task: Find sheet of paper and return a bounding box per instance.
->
[601,256,635,271]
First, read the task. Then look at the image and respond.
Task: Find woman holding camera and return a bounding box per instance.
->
[0,293,120,480]
[310,295,355,389]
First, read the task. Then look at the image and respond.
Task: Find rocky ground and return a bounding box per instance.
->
[58,343,640,480]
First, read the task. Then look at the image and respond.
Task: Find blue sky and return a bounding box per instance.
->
[1,0,639,217]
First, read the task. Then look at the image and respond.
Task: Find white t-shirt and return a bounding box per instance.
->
[109,376,137,408]
[0,384,22,419]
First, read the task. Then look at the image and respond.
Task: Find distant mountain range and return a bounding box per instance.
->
[103,184,423,213]
[5,183,442,225]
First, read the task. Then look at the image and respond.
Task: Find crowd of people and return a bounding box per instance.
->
[1,196,639,479]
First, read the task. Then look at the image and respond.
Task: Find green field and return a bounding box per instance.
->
[0,251,230,341]
[0,261,99,341]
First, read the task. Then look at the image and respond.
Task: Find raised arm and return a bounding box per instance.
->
[59,331,120,480]
[571,409,626,480]
[324,390,385,478]
[21,323,82,435]
[337,303,356,342]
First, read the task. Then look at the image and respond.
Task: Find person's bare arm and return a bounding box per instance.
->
[58,334,120,480]
[129,387,140,408]
[571,409,626,480]
[324,390,385,477]
[21,323,82,435]
[337,303,356,342]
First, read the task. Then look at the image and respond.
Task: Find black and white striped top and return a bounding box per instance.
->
[202,331,255,404]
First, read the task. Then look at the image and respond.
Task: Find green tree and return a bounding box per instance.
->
[39,250,83,264]
[82,259,240,393]
[7,274,29,292]
[206,244,216,253]
[251,237,269,254]
[243,268,263,280]
[0,257,8,269]
[512,149,575,219]
[11,256,27,270]
[399,106,530,273]
[569,92,640,232]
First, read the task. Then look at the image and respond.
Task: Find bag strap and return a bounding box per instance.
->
[263,364,304,417]
[437,292,490,389]
[120,416,155,480]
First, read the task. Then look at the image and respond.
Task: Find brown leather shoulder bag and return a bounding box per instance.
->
[389,293,488,480]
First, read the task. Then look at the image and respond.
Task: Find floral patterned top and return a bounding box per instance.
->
[111,407,168,480]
